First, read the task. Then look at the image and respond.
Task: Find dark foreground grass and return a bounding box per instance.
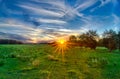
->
[0,44,120,79]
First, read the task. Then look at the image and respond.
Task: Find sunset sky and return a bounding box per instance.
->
[0,0,120,43]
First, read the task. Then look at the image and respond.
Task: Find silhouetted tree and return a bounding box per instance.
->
[68,35,79,47]
[117,30,120,49]
[69,35,77,42]
[0,39,23,44]
[98,38,104,47]
[79,30,98,49]
[78,33,87,47]
[86,30,98,39]
[102,29,117,52]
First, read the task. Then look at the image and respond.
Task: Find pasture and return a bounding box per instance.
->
[0,45,120,79]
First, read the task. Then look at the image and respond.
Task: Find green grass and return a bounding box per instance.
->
[0,44,120,79]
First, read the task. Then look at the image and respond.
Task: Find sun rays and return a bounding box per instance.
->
[51,38,70,61]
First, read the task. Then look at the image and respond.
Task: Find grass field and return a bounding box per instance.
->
[0,44,120,79]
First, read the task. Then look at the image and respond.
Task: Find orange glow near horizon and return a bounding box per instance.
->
[57,39,66,45]
[52,38,70,61]
[31,38,38,43]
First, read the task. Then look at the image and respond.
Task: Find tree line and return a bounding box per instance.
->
[68,29,120,51]
[0,39,23,44]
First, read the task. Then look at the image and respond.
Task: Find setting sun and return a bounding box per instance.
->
[57,39,66,45]
[51,38,70,61]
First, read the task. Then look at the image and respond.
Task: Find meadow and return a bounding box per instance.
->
[0,44,120,79]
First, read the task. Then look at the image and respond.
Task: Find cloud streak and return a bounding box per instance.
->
[19,4,64,18]
[0,0,119,43]
[38,18,66,25]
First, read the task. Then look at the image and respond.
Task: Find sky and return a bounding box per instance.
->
[0,0,120,43]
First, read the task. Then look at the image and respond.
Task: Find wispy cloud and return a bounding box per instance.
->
[0,0,119,42]
[18,0,84,20]
[75,0,97,11]
[30,0,66,11]
[0,32,31,42]
[99,0,111,7]
[0,18,44,41]
[112,14,120,31]
[38,18,66,25]
[90,0,118,12]
[0,18,34,30]
[19,4,64,18]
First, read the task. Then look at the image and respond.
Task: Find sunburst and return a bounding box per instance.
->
[51,39,70,61]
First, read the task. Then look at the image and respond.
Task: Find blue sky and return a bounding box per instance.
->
[0,0,120,43]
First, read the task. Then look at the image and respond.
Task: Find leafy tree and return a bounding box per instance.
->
[69,35,77,42]
[98,38,104,47]
[79,30,98,49]
[68,35,78,47]
[78,33,88,47]
[86,30,98,39]
[102,29,117,52]
[117,30,120,49]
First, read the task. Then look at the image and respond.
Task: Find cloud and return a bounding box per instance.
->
[19,4,64,18]
[0,0,120,43]
[22,13,41,26]
[41,27,82,40]
[30,0,66,10]
[0,32,31,42]
[90,0,118,12]
[112,14,120,31]
[18,0,84,20]
[0,18,44,41]
[0,18,34,30]
[18,1,69,26]
[1,0,113,42]
[82,12,119,34]
[38,18,66,25]
[75,0,97,11]
[99,0,111,7]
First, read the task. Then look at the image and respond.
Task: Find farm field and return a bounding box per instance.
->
[0,45,120,79]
